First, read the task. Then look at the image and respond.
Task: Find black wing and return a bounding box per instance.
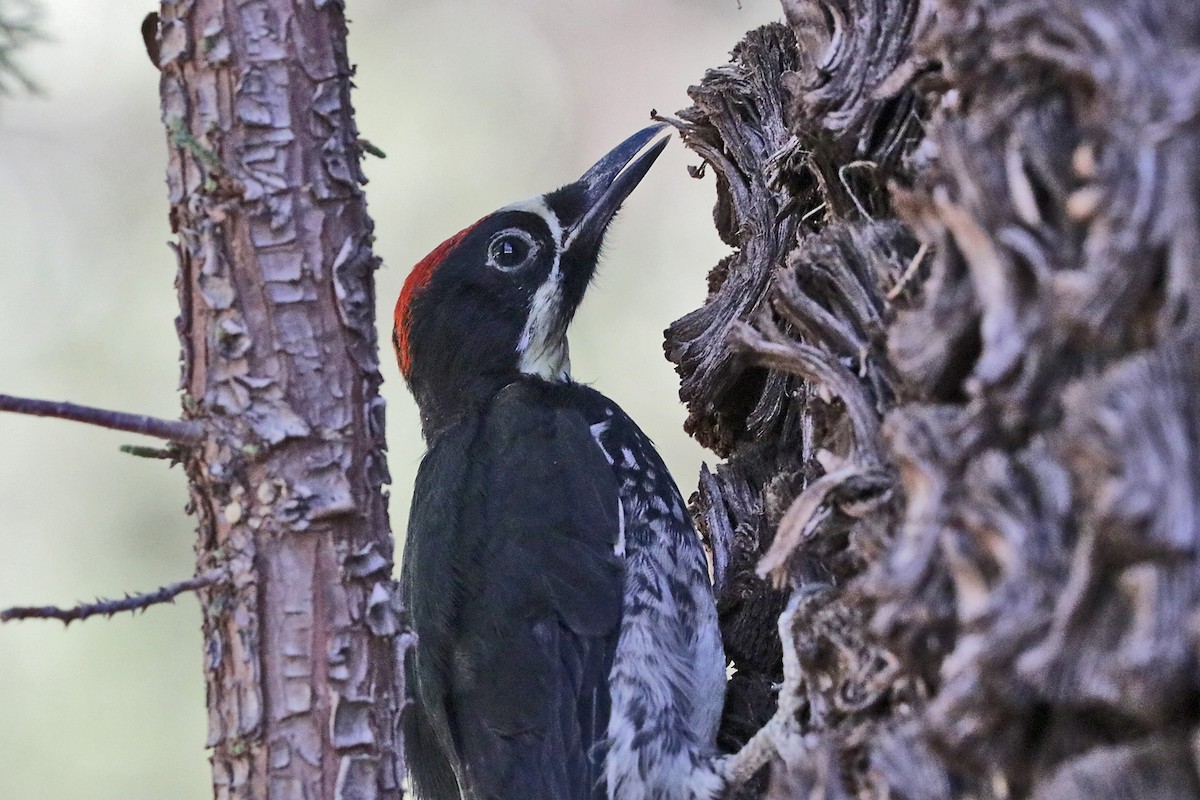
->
[403,380,625,800]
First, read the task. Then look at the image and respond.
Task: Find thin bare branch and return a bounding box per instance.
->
[0,0,41,97]
[119,443,185,461]
[0,393,204,444]
[0,568,227,624]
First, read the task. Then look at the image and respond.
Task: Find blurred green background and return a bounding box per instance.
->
[0,1,777,797]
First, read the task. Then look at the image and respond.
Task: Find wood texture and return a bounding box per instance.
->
[154,2,403,798]
[668,1,1200,796]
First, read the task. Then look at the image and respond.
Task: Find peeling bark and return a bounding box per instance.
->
[153,2,403,798]
[671,1,1200,797]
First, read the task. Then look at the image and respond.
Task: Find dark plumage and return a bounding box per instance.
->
[403,381,623,799]
[395,125,725,800]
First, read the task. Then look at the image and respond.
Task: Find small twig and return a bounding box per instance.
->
[119,443,184,460]
[1,568,227,624]
[0,2,42,97]
[357,138,387,159]
[838,160,878,220]
[886,240,929,300]
[0,393,204,444]
[800,201,827,222]
[649,109,681,127]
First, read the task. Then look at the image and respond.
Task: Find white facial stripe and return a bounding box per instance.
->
[504,196,572,380]
[500,196,565,247]
[517,263,568,379]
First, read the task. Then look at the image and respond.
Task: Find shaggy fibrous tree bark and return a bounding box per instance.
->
[670,0,1200,797]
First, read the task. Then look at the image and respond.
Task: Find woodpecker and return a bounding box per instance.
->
[394,124,725,800]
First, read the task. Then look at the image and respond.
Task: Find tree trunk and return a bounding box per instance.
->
[155,2,403,798]
[669,0,1200,797]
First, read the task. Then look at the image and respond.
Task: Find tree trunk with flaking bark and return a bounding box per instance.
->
[154,2,404,798]
[669,0,1200,797]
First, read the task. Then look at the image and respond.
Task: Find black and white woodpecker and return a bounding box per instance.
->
[393,124,726,800]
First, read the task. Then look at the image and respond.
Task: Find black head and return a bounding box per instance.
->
[394,124,670,438]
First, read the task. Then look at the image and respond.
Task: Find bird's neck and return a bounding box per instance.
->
[413,368,574,442]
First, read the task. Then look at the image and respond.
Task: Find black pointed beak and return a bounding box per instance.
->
[561,123,670,258]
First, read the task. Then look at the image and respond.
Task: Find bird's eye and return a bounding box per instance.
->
[486,230,538,272]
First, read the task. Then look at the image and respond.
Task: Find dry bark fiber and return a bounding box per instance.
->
[667,1,1200,797]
